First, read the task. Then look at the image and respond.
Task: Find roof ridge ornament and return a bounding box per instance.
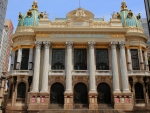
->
[32,0,38,10]
[121,1,128,11]
[75,8,86,20]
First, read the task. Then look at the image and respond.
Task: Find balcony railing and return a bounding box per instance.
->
[95,70,112,76]
[128,70,149,76]
[72,70,89,76]
[49,70,65,76]
[8,70,33,76]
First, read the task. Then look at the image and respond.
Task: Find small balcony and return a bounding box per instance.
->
[72,70,89,76]
[95,70,112,76]
[8,70,33,76]
[128,70,149,76]
[49,70,65,76]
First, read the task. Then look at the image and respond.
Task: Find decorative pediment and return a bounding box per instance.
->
[66,8,94,21]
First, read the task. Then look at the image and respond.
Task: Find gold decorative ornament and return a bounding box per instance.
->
[36,34,50,37]
[38,12,44,19]
[127,10,133,19]
[116,12,121,19]
[121,2,128,11]
[18,12,23,20]
[32,1,38,10]
[137,13,141,20]
[27,9,32,18]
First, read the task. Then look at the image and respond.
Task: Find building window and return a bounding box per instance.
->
[148,83,150,99]
[142,50,146,70]
[96,49,109,70]
[14,50,18,70]
[17,82,26,99]
[131,49,140,70]
[20,49,29,70]
[74,49,87,70]
[9,84,13,99]
[52,49,65,70]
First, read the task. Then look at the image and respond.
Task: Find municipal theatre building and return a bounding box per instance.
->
[5,1,150,113]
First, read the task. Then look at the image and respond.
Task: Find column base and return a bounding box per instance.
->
[88,91,98,110]
[113,92,133,111]
[64,91,73,110]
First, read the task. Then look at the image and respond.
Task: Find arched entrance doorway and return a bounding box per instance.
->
[97,83,111,104]
[74,83,88,104]
[135,83,144,103]
[50,82,64,104]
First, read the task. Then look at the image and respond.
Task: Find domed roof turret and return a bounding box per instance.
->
[119,2,142,28]
[17,1,43,27]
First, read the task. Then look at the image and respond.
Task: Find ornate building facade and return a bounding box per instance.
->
[5,1,150,113]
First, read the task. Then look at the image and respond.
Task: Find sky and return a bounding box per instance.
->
[6,0,146,30]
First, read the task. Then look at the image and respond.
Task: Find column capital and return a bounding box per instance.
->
[35,41,42,49]
[88,41,95,49]
[110,41,118,49]
[119,41,126,49]
[43,41,51,49]
[66,41,73,49]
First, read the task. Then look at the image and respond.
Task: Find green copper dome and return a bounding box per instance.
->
[119,2,142,28]
[17,1,42,27]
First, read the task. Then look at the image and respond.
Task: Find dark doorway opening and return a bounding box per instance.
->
[97,83,111,104]
[50,82,64,104]
[74,83,88,104]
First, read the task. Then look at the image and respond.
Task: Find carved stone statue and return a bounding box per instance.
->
[27,9,32,18]
[75,8,86,18]
[43,11,49,19]
[18,12,23,20]
[38,12,44,19]
[127,10,133,19]
[111,12,117,19]
[121,2,128,11]
[137,13,141,20]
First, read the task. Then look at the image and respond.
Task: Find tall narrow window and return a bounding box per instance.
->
[14,50,18,70]
[52,49,65,70]
[135,83,144,103]
[17,82,26,99]
[96,49,109,70]
[148,83,150,99]
[20,49,29,70]
[131,49,140,70]
[74,49,87,70]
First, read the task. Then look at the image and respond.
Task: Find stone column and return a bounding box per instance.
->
[11,51,15,70]
[88,41,98,110]
[41,41,51,92]
[64,41,73,109]
[139,46,144,70]
[119,42,130,92]
[28,48,33,70]
[144,49,149,71]
[31,41,42,92]
[126,46,132,71]
[16,48,22,69]
[110,41,120,92]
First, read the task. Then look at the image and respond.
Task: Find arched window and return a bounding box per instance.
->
[135,83,144,103]
[17,82,26,99]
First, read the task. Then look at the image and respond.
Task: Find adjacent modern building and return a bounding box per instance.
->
[5,1,150,113]
[0,20,13,77]
[0,0,8,42]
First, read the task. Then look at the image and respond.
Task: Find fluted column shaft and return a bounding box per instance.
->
[139,46,144,70]
[28,48,33,70]
[88,42,96,91]
[119,42,130,92]
[66,41,73,92]
[126,46,132,70]
[16,48,22,69]
[41,41,51,92]
[144,50,149,71]
[110,42,120,92]
[31,41,42,92]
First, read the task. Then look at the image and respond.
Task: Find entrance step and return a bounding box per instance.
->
[40,109,124,113]
[74,104,88,109]
[98,104,113,109]
[49,104,64,109]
